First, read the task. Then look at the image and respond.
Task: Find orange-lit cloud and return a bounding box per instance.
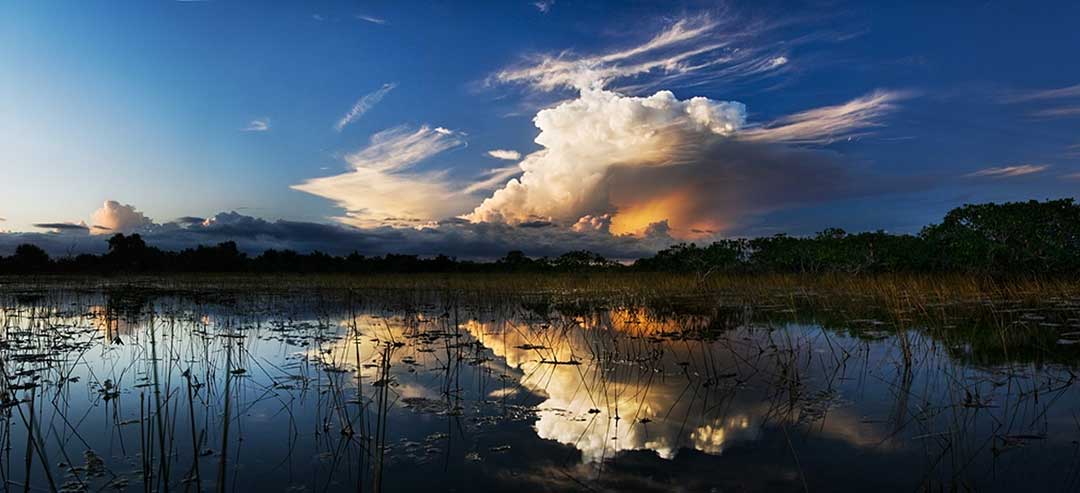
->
[90,200,154,235]
[287,16,904,241]
[292,125,476,227]
[461,17,905,239]
[466,84,896,239]
[608,188,727,239]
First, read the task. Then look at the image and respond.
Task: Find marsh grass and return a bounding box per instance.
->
[5,272,1079,305]
[1,274,1079,491]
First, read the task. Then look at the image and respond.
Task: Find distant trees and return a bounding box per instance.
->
[104,233,157,271]
[636,199,1080,276]
[637,230,931,275]
[1,199,1079,276]
[632,241,745,273]
[7,244,51,273]
[920,199,1080,273]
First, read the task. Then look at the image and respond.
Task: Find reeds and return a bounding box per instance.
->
[0,275,1077,491]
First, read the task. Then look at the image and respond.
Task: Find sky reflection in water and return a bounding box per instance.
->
[2,289,1079,492]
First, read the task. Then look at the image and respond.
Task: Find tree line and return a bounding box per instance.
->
[2,199,1078,276]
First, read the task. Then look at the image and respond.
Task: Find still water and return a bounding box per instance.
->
[2,285,1079,492]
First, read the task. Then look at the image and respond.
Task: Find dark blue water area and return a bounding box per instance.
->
[2,289,1079,492]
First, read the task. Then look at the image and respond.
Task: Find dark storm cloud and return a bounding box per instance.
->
[518,221,554,228]
[1,211,674,260]
[32,223,90,231]
[603,139,931,236]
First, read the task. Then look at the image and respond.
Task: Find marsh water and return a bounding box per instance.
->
[2,282,1080,492]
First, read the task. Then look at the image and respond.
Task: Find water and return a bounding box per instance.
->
[2,285,1079,492]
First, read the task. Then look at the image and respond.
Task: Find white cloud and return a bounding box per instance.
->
[463,165,523,194]
[335,83,397,131]
[465,82,901,238]
[492,15,788,93]
[966,164,1049,178]
[90,200,155,235]
[1030,106,1080,119]
[1004,83,1080,103]
[242,118,270,132]
[533,1,554,13]
[356,14,387,25]
[466,87,745,230]
[292,125,474,227]
[291,16,903,239]
[486,149,522,161]
[740,90,906,144]
[572,214,612,233]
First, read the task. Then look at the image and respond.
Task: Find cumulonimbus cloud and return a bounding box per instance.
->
[289,16,905,240]
[455,14,908,239]
[464,85,902,238]
[335,83,397,131]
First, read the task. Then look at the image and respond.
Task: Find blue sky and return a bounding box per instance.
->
[1,1,1078,256]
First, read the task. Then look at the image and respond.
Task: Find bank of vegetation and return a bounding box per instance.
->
[2,199,1078,278]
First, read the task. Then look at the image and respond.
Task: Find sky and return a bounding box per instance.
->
[1,1,1078,258]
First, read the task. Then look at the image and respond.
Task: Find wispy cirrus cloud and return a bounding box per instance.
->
[492,15,790,93]
[356,14,387,25]
[242,117,270,132]
[486,149,522,161]
[966,164,1050,178]
[1030,106,1080,119]
[292,125,473,227]
[464,165,523,194]
[1000,82,1080,119]
[1003,83,1080,103]
[335,83,397,131]
[740,90,907,144]
[533,1,554,13]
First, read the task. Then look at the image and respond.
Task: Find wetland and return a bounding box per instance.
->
[2,274,1079,492]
